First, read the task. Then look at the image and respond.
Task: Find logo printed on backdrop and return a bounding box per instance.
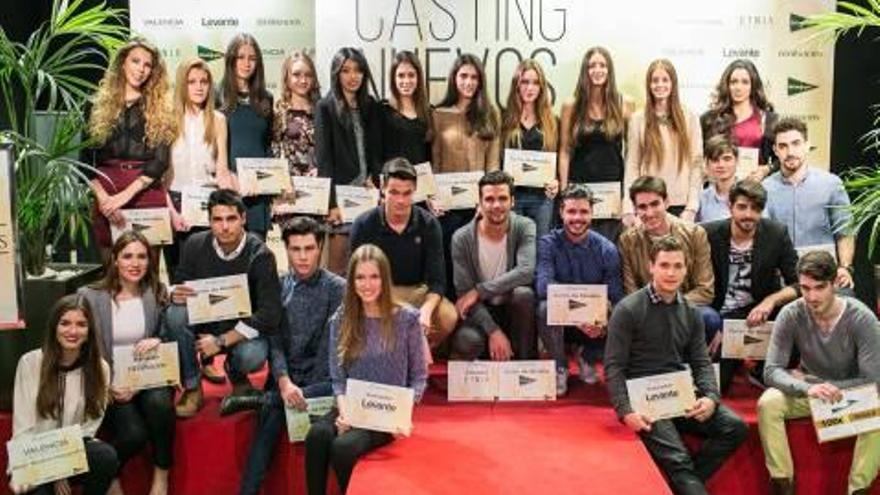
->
[197,45,224,62]
[738,14,773,28]
[201,17,239,28]
[722,48,760,58]
[256,18,303,27]
[787,77,819,96]
[789,13,809,32]
[142,18,184,28]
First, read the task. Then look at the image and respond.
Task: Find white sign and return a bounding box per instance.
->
[448,361,498,401]
[6,425,88,488]
[413,162,438,203]
[111,208,173,245]
[504,149,556,188]
[626,370,697,420]
[546,284,608,326]
[265,224,288,275]
[286,176,332,216]
[237,158,292,196]
[180,185,215,228]
[434,172,482,211]
[285,396,336,442]
[735,147,761,180]
[721,320,773,360]
[448,360,556,401]
[335,185,380,223]
[585,182,622,220]
[112,342,181,391]
[345,379,415,436]
[810,384,880,443]
[185,274,252,324]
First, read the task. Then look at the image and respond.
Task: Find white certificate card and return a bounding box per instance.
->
[721,320,773,360]
[185,274,252,324]
[810,384,880,443]
[345,379,415,435]
[335,185,380,223]
[237,158,292,196]
[546,284,608,326]
[434,172,482,210]
[585,182,622,220]
[7,425,88,488]
[288,176,331,216]
[111,208,173,245]
[626,370,697,420]
[504,149,556,188]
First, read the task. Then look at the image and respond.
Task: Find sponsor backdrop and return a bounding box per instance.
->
[131,0,835,166]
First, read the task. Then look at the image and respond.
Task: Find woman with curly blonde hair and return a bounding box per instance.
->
[88,38,176,255]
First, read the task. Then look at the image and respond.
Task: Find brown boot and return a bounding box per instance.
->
[175,386,203,418]
[770,477,795,495]
[201,359,226,385]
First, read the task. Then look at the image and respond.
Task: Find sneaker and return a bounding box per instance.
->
[556,368,569,397]
[175,387,203,418]
[578,355,599,385]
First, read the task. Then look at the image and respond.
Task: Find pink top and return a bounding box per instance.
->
[732,107,763,149]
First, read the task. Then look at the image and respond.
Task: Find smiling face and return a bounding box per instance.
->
[730,196,761,235]
[287,59,314,99]
[123,46,154,92]
[354,259,383,306]
[517,68,541,105]
[587,52,608,87]
[339,58,364,96]
[560,198,593,239]
[235,43,258,83]
[479,183,513,226]
[455,63,480,100]
[115,240,150,286]
[649,67,672,101]
[728,68,752,105]
[394,61,418,99]
[186,66,211,108]
[56,308,89,355]
[633,191,669,235]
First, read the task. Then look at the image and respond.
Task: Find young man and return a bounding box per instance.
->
[702,180,799,392]
[618,176,721,342]
[758,251,880,495]
[605,236,748,495]
[349,158,458,351]
[236,216,345,495]
[536,184,623,394]
[762,117,855,289]
[165,189,282,417]
[696,135,739,223]
[451,170,537,361]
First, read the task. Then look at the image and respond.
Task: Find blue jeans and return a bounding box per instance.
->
[514,188,553,239]
[239,381,333,495]
[536,300,605,370]
[164,305,268,390]
[696,305,723,344]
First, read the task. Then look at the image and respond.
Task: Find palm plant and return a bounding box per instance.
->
[0,0,128,275]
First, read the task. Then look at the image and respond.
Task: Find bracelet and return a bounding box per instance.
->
[841,265,854,275]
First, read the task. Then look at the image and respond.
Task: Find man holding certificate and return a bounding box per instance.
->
[605,236,748,495]
[758,251,880,495]
[536,184,623,395]
[165,189,282,417]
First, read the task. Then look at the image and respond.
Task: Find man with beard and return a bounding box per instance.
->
[702,180,799,392]
[536,184,623,395]
[758,251,880,495]
[450,170,537,360]
[762,117,855,290]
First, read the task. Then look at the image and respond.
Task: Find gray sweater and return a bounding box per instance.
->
[451,212,536,335]
[764,296,880,397]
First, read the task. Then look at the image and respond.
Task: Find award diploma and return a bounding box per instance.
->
[412,162,438,203]
[447,360,557,401]
[112,342,181,391]
[237,158,292,196]
[503,149,556,188]
[736,147,760,180]
[721,320,773,360]
[185,274,252,324]
[626,370,697,420]
[284,176,331,216]
[810,385,880,443]
[546,284,608,326]
[179,186,215,228]
[335,185,379,223]
[345,379,415,435]
[434,172,482,210]
[585,182,622,219]
[111,208,173,246]
[448,361,498,401]
[285,396,336,442]
[7,425,89,488]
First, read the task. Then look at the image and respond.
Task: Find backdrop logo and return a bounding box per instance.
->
[201,17,239,28]
[738,14,773,28]
[723,47,760,58]
[787,77,818,96]
[198,45,224,62]
[263,48,286,56]
[256,18,302,27]
[142,18,183,28]
[789,13,809,32]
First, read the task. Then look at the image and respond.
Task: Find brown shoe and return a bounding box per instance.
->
[201,360,227,385]
[770,477,795,495]
[175,387,203,418]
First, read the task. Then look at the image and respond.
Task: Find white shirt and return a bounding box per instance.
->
[111,297,146,346]
[170,110,216,192]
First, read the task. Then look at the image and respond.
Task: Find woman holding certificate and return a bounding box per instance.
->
[500,58,559,238]
[9,295,116,495]
[305,244,427,495]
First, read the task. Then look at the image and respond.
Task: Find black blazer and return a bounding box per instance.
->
[314,93,382,207]
[703,217,799,313]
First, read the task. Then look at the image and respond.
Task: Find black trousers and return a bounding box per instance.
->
[451,286,537,360]
[638,404,748,495]
[102,387,175,469]
[304,410,393,495]
[30,438,118,495]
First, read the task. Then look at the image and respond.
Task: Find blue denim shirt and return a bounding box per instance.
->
[696,185,730,224]
[762,168,851,247]
[536,228,623,304]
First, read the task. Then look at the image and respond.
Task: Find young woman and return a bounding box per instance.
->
[501,58,558,238]
[315,47,382,275]
[219,33,274,239]
[558,47,632,243]
[78,231,174,495]
[9,295,115,495]
[88,38,176,258]
[165,57,230,271]
[701,59,778,181]
[305,244,427,495]
[381,50,432,165]
[623,59,703,224]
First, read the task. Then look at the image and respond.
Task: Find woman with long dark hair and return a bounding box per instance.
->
[381,50,432,165]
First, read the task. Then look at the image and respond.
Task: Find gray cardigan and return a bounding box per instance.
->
[78,285,163,372]
[451,211,536,335]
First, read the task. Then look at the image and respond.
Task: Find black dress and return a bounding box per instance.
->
[380,102,430,165]
[568,120,624,243]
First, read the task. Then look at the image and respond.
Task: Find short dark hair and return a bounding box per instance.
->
[559,183,598,205]
[772,117,808,142]
[281,216,326,247]
[382,157,417,185]
[797,250,837,283]
[629,176,668,204]
[208,188,246,215]
[478,170,514,198]
[649,235,686,263]
[728,180,767,211]
[704,134,738,161]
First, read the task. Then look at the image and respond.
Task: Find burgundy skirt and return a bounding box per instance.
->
[92,159,167,248]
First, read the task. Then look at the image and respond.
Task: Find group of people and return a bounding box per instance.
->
[7,31,880,495]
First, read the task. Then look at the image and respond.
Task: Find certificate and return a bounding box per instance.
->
[179,185,215,228]
[344,379,415,435]
[285,396,336,442]
[265,224,288,275]
[335,185,379,223]
[626,370,697,420]
[810,384,880,443]
[185,274,252,324]
[448,361,498,401]
[237,158,292,196]
[497,360,556,401]
[413,162,438,203]
[735,147,760,180]
[721,320,773,360]
[504,149,556,188]
[546,284,608,326]
[111,208,173,246]
[796,243,837,261]
[112,342,180,391]
[434,172,482,210]
[6,425,88,488]
[585,182,622,219]
[287,176,331,216]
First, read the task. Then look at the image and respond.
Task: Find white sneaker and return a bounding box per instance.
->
[556,368,568,396]
[578,356,599,385]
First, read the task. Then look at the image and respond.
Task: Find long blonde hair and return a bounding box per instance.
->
[89,38,176,147]
[173,57,218,158]
[337,244,400,369]
[570,46,625,144]
[641,59,691,173]
[502,59,557,151]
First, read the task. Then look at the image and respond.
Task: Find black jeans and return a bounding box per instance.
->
[638,404,748,495]
[451,286,537,360]
[102,387,175,469]
[29,438,118,495]
[304,410,393,495]
[438,209,476,300]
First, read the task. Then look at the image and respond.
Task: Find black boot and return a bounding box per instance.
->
[770,477,795,495]
[219,391,264,417]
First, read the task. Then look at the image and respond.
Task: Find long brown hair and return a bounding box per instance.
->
[279,51,321,106]
[388,50,432,140]
[502,59,557,151]
[174,57,219,158]
[91,230,168,305]
[36,295,108,421]
[437,54,499,140]
[641,59,691,173]
[705,59,774,140]
[219,33,272,118]
[337,244,400,369]
[570,46,625,144]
